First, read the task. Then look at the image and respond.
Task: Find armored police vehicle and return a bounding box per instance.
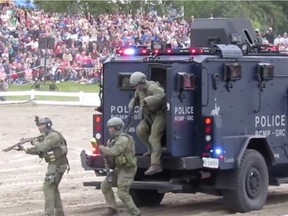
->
[80,18,288,213]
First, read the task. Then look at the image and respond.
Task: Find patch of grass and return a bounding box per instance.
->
[6,96,79,101]
[9,81,100,92]
[6,82,100,101]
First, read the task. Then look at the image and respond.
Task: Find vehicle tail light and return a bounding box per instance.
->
[202,117,214,157]
[92,114,103,155]
[202,116,224,159]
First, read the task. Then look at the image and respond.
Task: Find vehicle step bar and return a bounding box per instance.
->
[83,180,189,193]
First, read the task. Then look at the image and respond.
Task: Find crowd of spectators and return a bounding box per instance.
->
[256,27,288,52]
[0,3,192,85]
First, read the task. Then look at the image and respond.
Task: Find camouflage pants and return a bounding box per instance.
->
[136,113,165,165]
[43,164,67,216]
[101,167,140,216]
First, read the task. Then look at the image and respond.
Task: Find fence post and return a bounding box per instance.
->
[30,89,35,100]
[79,91,84,105]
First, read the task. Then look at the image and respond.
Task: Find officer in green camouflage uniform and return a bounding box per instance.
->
[99,117,141,216]
[129,71,166,175]
[14,116,68,216]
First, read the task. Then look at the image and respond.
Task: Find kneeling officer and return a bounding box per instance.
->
[14,116,69,216]
[99,117,141,216]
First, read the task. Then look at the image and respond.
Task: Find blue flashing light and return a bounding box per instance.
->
[123,48,136,55]
[215,147,223,155]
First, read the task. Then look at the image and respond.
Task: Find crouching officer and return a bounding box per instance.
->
[129,71,166,175]
[99,117,141,216]
[14,116,69,216]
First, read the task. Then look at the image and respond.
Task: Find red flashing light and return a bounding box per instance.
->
[95,116,101,123]
[219,155,224,159]
[189,48,204,55]
[95,125,101,131]
[141,49,147,54]
[153,49,159,54]
[204,117,212,125]
[205,126,212,134]
[166,49,172,54]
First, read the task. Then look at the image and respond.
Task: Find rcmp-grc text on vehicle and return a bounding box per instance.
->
[80,18,288,213]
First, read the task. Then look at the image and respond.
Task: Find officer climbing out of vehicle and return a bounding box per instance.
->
[14,116,69,216]
[129,71,166,175]
[99,117,141,216]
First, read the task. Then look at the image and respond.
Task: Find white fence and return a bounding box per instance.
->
[0,90,100,106]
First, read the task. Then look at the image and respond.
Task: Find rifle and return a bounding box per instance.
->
[124,107,135,133]
[124,95,141,133]
[2,135,44,152]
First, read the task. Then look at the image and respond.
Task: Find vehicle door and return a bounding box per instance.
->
[166,63,197,157]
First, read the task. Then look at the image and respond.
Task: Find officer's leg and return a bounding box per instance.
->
[117,169,141,216]
[136,119,152,156]
[54,171,65,216]
[101,171,118,215]
[145,113,165,175]
[43,173,57,215]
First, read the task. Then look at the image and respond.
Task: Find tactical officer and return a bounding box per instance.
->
[99,117,141,216]
[14,116,69,216]
[0,78,8,101]
[129,71,166,175]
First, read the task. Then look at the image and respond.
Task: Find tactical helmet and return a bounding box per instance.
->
[107,117,125,131]
[130,71,146,87]
[35,116,53,129]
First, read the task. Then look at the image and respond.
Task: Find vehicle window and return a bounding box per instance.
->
[118,73,134,90]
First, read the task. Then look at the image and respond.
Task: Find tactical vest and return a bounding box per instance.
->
[44,130,68,163]
[137,81,166,115]
[106,133,137,169]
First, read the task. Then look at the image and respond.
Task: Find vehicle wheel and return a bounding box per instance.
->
[223,149,268,213]
[130,188,164,207]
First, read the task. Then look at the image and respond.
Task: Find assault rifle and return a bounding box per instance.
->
[2,135,44,152]
[124,95,143,133]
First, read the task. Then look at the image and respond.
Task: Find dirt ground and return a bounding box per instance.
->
[1,104,288,216]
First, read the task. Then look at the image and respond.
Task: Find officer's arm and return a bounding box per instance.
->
[144,83,165,106]
[25,147,40,155]
[128,90,140,109]
[33,132,61,152]
[99,136,128,156]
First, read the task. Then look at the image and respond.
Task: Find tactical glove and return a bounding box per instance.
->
[13,146,24,151]
[140,99,147,107]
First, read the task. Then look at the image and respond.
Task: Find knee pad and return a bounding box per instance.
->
[100,181,111,193]
[136,122,150,136]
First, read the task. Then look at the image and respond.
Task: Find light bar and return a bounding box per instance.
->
[123,47,136,55]
[116,46,211,56]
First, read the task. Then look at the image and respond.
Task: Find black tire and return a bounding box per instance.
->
[130,188,164,207]
[223,149,268,213]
